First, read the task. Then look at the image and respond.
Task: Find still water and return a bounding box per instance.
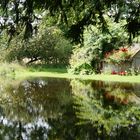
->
[0,77,140,140]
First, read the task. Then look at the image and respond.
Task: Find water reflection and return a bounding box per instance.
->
[0,77,72,140]
[0,77,139,139]
[72,80,140,140]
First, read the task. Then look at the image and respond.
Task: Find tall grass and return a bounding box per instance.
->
[0,62,26,78]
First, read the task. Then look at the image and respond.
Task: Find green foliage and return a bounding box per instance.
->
[3,26,72,65]
[69,19,129,74]
[0,0,139,43]
[27,64,67,73]
[84,18,129,55]
[68,45,94,75]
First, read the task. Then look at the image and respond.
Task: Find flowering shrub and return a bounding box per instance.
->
[105,47,132,64]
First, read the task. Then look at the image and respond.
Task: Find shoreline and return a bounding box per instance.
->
[16,71,140,83]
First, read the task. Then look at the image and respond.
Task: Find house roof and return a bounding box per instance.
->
[129,43,140,58]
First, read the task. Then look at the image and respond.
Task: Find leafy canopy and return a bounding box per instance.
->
[69,19,129,74]
[4,26,72,65]
[0,0,139,43]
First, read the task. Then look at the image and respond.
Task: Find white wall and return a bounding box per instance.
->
[132,51,140,69]
[103,62,131,73]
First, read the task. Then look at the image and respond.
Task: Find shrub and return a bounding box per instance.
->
[68,45,95,75]
[69,62,93,75]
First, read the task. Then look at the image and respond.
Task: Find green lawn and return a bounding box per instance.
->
[16,68,140,83]
[0,63,139,83]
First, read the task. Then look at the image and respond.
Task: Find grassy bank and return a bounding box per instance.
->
[1,63,140,83]
[16,68,140,83]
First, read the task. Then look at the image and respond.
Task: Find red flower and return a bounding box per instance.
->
[111,70,117,75]
[118,71,127,76]
[120,47,128,52]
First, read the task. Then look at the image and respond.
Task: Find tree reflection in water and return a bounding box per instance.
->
[72,80,140,140]
[0,77,139,139]
[0,77,72,140]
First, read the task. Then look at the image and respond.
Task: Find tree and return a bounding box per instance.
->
[0,0,139,43]
[4,26,72,65]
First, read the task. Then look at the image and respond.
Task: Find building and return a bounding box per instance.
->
[102,43,140,74]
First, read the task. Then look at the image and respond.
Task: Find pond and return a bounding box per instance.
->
[0,77,140,140]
